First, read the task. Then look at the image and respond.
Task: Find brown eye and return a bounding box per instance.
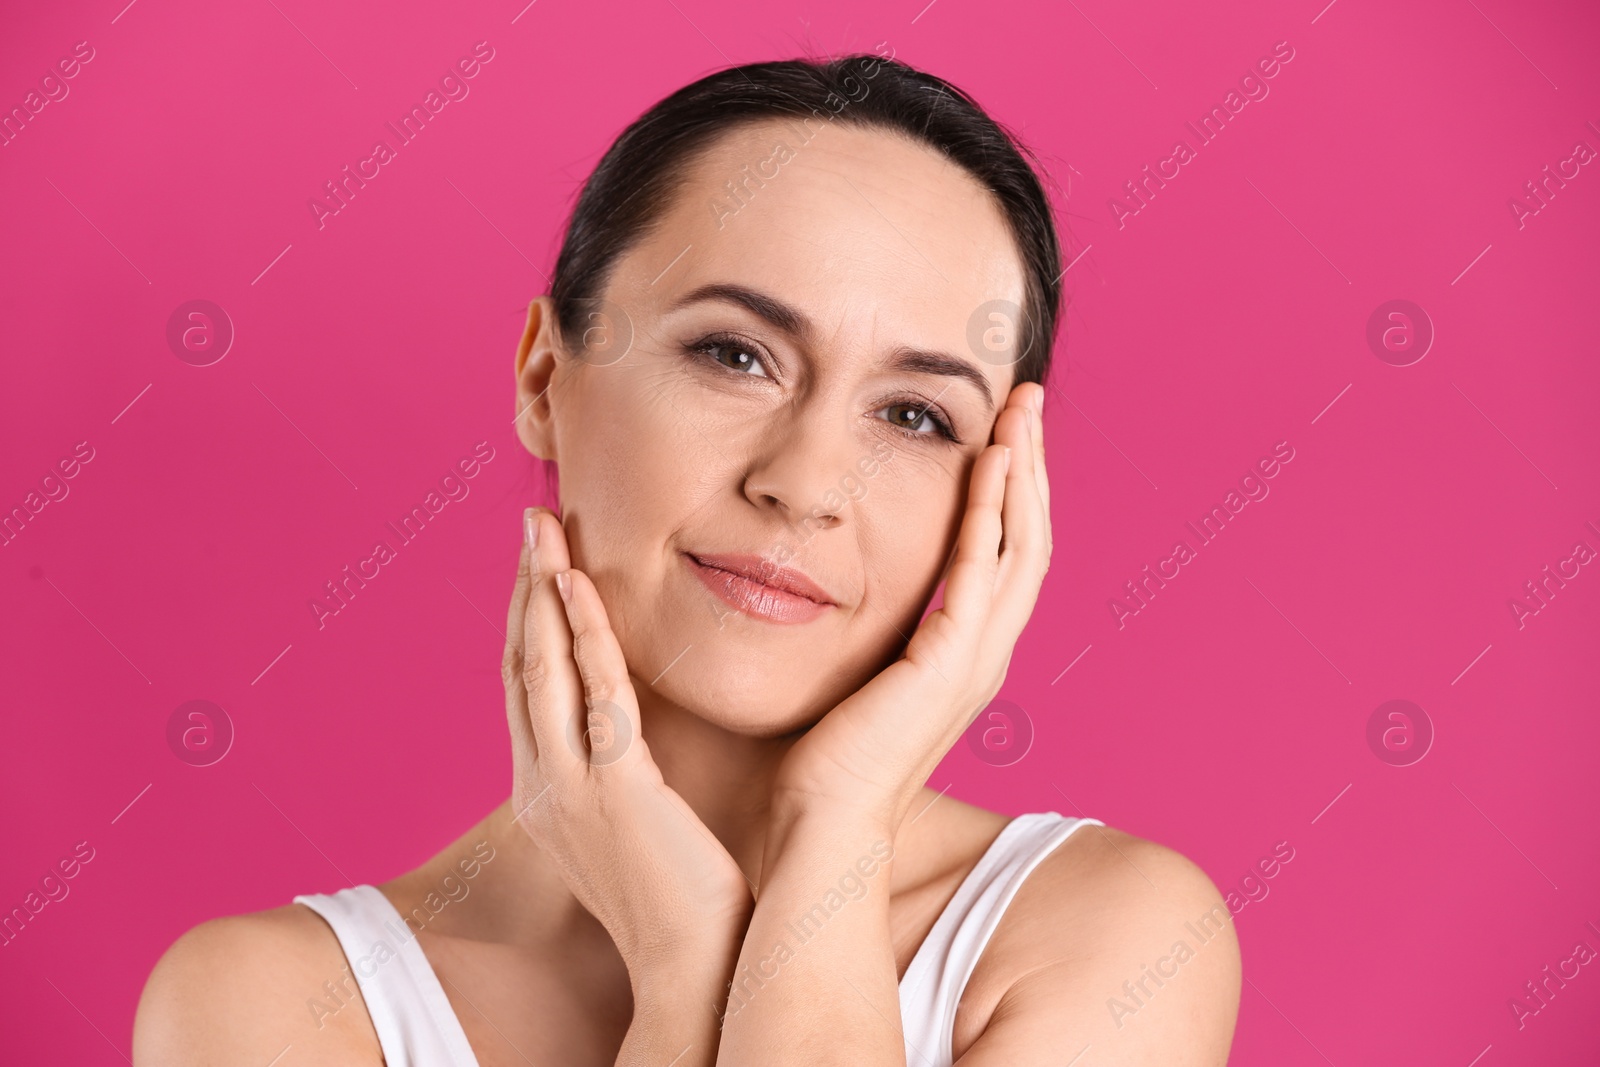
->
[878,401,956,441]
[688,334,770,378]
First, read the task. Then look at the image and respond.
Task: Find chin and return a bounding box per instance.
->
[639,642,832,739]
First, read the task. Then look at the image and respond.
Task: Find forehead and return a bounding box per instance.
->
[617,118,1028,379]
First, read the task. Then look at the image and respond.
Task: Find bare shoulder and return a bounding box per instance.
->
[955,821,1241,1066]
[133,902,381,1066]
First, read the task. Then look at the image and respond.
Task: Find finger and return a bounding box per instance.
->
[993,395,1050,629]
[935,441,1010,634]
[504,511,545,815]
[520,507,584,776]
[555,567,644,772]
[1030,385,1052,540]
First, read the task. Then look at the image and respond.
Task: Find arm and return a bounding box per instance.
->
[718,385,1047,1065]
[511,506,754,1067]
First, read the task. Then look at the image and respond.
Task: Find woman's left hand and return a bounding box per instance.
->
[770,381,1052,834]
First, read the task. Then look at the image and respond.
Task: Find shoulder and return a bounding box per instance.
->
[956,820,1241,1066]
[133,901,382,1066]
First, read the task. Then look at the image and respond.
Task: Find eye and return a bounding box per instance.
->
[687,333,771,378]
[878,400,958,442]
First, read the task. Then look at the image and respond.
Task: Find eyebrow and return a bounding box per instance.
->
[672,282,995,413]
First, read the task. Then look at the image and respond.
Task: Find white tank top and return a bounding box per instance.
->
[293,811,1101,1067]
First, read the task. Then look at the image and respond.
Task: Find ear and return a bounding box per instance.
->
[514,296,564,461]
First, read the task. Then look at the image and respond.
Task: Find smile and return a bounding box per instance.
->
[682,552,835,624]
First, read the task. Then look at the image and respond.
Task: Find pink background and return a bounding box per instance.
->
[3,0,1597,1062]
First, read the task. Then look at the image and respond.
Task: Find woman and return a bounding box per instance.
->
[134,53,1240,1066]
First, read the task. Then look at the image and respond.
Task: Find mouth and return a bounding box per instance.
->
[682,551,836,624]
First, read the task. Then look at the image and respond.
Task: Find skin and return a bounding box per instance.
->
[133,118,1240,1066]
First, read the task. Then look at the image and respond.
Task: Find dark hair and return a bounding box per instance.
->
[549,52,1064,388]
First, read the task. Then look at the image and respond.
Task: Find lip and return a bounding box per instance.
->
[682,552,835,624]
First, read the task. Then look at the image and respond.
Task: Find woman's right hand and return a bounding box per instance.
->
[501,506,754,1005]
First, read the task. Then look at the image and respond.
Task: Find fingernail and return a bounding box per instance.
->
[1002,445,1012,474]
[555,570,572,603]
[524,508,540,549]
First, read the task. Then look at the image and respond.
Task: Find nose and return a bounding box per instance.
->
[741,405,861,533]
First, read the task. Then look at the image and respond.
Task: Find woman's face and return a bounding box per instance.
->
[516,117,1031,737]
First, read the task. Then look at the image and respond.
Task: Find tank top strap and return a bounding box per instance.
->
[897,811,1104,1067]
[293,884,480,1067]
